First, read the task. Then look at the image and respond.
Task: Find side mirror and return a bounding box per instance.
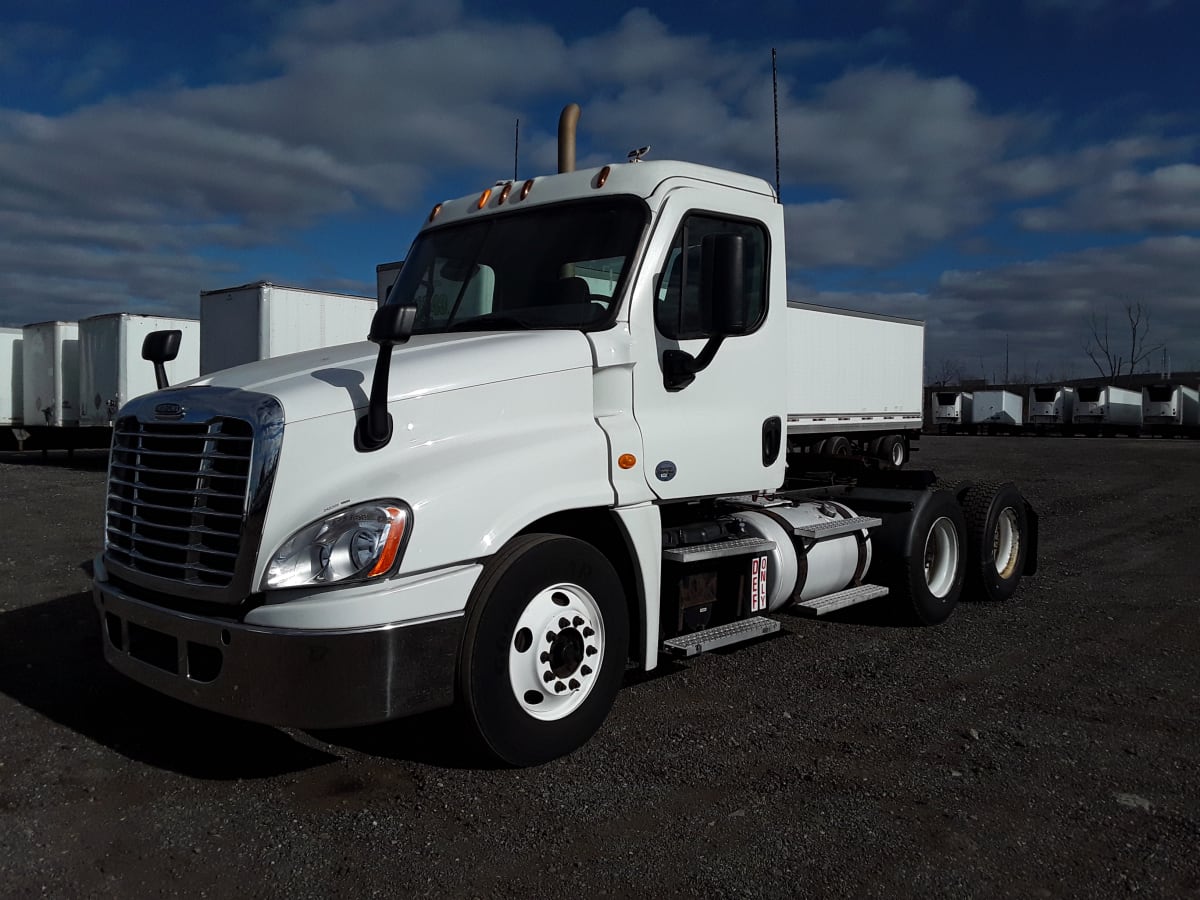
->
[357,305,417,452]
[141,330,182,389]
[700,233,749,336]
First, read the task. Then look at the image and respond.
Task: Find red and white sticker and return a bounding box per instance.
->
[750,555,770,611]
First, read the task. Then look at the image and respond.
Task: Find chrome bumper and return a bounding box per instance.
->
[94,579,463,729]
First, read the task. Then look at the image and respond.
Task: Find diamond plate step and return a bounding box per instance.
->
[662,536,776,563]
[794,583,888,616]
[792,515,881,540]
[662,616,780,657]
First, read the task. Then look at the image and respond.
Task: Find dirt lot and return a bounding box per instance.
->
[0,436,1197,899]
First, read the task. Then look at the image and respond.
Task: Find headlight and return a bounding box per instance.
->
[264,501,411,590]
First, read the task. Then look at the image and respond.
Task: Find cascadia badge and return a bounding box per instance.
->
[154,402,185,419]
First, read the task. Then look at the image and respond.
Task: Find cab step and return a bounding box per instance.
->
[662,536,776,563]
[661,616,780,657]
[792,515,881,540]
[794,583,888,616]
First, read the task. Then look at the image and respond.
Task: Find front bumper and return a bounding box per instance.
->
[94,578,463,729]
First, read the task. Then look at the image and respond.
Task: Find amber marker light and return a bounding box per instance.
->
[368,506,408,577]
[476,188,493,209]
[595,166,611,188]
[520,179,534,200]
[428,202,442,222]
[498,182,513,204]
[618,453,637,470]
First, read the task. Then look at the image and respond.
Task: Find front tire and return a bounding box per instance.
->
[459,534,629,766]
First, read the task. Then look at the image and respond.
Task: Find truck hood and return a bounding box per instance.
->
[181,330,596,423]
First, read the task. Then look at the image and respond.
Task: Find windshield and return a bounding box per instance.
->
[385,197,647,333]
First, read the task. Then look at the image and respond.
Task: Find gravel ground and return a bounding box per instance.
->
[1,436,1197,899]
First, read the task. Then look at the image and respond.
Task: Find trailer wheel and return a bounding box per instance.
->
[458,533,628,766]
[891,491,966,625]
[879,434,907,467]
[823,435,852,456]
[960,481,1029,601]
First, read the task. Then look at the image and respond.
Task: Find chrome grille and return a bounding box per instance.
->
[106,418,254,587]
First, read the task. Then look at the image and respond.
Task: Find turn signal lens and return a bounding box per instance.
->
[618,453,637,470]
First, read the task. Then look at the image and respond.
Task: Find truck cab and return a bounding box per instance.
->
[94,152,1035,765]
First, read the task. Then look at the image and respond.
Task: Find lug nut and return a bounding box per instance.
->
[543,671,555,683]
[581,665,592,676]
[583,627,594,638]
[540,651,550,663]
[555,682,566,693]
[568,678,580,690]
[558,617,570,629]
[572,616,584,627]
[546,630,557,642]
[585,646,597,656]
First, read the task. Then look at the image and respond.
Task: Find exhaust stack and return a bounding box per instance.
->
[557,103,580,173]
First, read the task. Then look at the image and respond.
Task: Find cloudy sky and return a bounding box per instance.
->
[2,0,1197,381]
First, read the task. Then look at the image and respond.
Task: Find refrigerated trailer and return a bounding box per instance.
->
[931,390,972,433]
[1,327,21,427]
[1072,384,1142,435]
[970,390,1024,434]
[1141,383,1200,436]
[22,321,79,428]
[93,105,1038,767]
[1027,385,1074,434]
[78,314,200,428]
[200,282,377,375]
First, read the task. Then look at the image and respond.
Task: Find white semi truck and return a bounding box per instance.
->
[93,109,1037,765]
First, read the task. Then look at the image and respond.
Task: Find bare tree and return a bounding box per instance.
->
[930,358,963,386]
[1083,301,1163,378]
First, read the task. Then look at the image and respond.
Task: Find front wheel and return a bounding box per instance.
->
[459,534,629,766]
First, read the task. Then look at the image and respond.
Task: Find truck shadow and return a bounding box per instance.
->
[309,711,499,770]
[0,591,340,779]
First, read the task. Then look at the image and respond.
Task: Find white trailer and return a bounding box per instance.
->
[22,321,79,428]
[376,261,403,304]
[931,390,973,433]
[199,282,377,375]
[787,303,923,459]
[970,390,1024,433]
[78,314,200,428]
[1073,384,1142,435]
[1,327,22,428]
[1027,385,1074,432]
[93,107,1039,767]
[1141,383,1200,436]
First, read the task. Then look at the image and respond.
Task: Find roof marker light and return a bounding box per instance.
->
[428,203,442,222]
[520,179,534,200]
[498,182,513,204]
[476,188,492,209]
[595,166,611,188]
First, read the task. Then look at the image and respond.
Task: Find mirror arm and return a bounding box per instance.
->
[663,336,726,392]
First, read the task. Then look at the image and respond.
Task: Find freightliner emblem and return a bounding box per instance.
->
[154,402,185,419]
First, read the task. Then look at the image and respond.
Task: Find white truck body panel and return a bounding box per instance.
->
[1028,385,1074,425]
[0,327,22,426]
[1074,385,1142,427]
[199,282,376,375]
[932,390,973,426]
[78,314,200,427]
[786,303,924,436]
[1142,383,1200,427]
[22,321,79,427]
[971,390,1024,427]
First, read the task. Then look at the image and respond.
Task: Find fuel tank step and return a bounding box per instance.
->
[662,536,776,563]
[794,583,889,616]
[661,616,780,657]
[792,515,881,540]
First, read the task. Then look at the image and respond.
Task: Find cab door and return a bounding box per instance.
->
[629,189,788,500]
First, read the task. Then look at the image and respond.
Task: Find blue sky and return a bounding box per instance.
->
[1,0,1197,380]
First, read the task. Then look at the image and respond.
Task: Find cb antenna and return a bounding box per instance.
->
[772,47,781,203]
[514,117,520,181]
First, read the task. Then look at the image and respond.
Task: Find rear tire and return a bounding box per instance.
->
[889,490,967,625]
[960,481,1029,601]
[879,434,907,467]
[823,435,851,456]
[458,534,629,766]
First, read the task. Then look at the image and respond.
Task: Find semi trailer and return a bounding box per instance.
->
[1073,384,1142,435]
[970,390,1024,434]
[1141,383,1200,437]
[92,108,1038,766]
[1027,385,1074,434]
[931,390,972,434]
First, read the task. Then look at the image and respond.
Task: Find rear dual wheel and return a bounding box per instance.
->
[459,534,629,767]
[960,481,1029,602]
[889,490,967,625]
